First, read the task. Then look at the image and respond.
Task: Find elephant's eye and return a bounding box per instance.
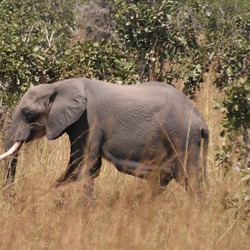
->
[22,110,40,123]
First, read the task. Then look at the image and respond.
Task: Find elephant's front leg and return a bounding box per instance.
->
[54,115,88,187]
[81,154,102,206]
[81,130,103,205]
[54,130,87,187]
[54,146,84,187]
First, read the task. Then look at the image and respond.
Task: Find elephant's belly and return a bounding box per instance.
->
[103,151,152,178]
[101,146,166,178]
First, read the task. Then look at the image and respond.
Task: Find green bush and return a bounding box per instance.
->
[61,40,139,84]
[112,0,203,90]
[0,0,78,106]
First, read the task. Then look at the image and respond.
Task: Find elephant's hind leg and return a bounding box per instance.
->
[174,144,203,197]
[145,165,175,198]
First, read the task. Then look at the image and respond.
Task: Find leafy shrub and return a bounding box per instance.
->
[112,0,203,90]
[0,0,78,106]
[62,40,139,83]
[215,77,250,217]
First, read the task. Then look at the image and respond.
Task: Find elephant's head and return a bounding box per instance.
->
[1,79,87,161]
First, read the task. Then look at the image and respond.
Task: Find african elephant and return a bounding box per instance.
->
[0,78,209,200]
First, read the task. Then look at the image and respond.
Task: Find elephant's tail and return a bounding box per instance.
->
[201,128,209,183]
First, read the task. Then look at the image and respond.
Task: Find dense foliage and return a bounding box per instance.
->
[0,0,79,105]
[112,0,205,93]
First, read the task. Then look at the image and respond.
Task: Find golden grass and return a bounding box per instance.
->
[0,81,249,249]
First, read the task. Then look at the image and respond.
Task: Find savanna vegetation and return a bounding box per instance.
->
[0,0,249,249]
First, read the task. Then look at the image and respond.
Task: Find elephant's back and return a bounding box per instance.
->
[86,78,206,127]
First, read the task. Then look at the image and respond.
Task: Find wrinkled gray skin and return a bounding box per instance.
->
[3,78,209,199]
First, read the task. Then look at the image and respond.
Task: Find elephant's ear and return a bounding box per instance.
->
[46,80,87,140]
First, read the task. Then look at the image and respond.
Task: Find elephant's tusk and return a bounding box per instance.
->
[0,142,22,160]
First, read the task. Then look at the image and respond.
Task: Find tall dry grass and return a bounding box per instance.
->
[0,81,249,249]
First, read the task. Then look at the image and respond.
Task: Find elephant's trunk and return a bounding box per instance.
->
[2,122,22,189]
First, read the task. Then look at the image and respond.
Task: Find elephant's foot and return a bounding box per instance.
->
[82,178,96,207]
[53,170,81,188]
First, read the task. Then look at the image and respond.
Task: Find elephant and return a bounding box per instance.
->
[0,78,209,200]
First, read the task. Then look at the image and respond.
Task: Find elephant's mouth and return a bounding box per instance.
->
[30,123,46,141]
[23,123,46,143]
